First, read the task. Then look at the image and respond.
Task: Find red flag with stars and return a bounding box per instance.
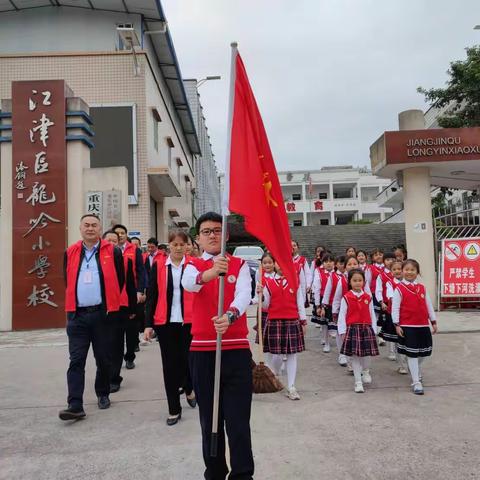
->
[224,51,297,290]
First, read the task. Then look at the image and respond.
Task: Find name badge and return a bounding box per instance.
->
[83,270,93,284]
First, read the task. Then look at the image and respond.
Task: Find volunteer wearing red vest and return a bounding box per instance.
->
[182,212,254,480]
[59,214,124,421]
[144,236,161,280]
[338,269,379,393]
[112,224,146,373]
[144,229,196,426]
[392,259,437,395]
[262,262,307,400]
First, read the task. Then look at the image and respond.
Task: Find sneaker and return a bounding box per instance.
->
[321,339,325,344]
[378,337,386,346]
[97,396,111,409]
[388,352,397,361]
[412,382,424,395]
[286,386,301,400]
[354,382,364,393]
[315,324,322,329]
[59,406,86,421]
[323,343,330,353]
[125,360,135,370]
[362,370,372,384]
[397,367,408,375]
[139,339,149,347]
[338,354,348,366]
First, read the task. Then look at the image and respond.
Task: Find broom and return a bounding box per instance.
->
[252,266,283,393]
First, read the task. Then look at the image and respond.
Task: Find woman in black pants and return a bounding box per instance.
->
[144,229,196,425]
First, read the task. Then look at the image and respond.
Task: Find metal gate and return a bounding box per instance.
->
[434,198,480,309]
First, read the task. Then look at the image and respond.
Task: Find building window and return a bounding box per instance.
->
[320,219,329,226]
[293,220,302,227]
[166,137,174,168]
[318,192,328,200]
[292,193,301,201]
[152,108,161,151]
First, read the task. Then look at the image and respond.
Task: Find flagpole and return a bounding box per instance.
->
[211,41,238,458]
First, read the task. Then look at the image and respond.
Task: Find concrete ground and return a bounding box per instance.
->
[1,311,479,480]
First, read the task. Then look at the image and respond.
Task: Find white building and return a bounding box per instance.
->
[278,167,392,226]
[184,79,221,218]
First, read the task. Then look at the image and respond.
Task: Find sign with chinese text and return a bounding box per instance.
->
[12,80,67,329]
[85,190,122,232]
[441,238,480,298]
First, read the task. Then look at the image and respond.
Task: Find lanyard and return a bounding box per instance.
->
[84,247,97,269]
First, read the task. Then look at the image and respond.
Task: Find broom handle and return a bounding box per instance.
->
[257,265,265,363]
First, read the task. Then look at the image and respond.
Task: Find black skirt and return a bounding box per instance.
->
[324,305,337,331]
[379,312,398,343]
[311,300,328,325]
[396,326,432,358]
[340,324,379,357]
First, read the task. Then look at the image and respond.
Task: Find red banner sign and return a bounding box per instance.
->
[441,237,480,297]
[12,80,67,329]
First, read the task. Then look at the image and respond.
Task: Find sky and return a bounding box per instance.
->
[162,0,480,173]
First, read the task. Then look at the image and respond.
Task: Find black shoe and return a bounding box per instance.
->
[59,406,86,421]
[186,394,197,409]
[166,412,181,426]
[97,396,111,410]
[110,384,120,393]
[125,360,135,370]
[134,345,140,352]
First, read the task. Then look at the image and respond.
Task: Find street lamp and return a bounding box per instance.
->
[197,76,221,87]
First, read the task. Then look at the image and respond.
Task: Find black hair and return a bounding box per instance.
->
[319,253,335,267]
[158,244,168,251]
[112,224,128,233]
[370,248,384,259]
[335,255,346,265]
[130,236,141,243]
[383,253,396,262]
[356,249,368,258]
[403,258,420,274]
[261,252,275,263]
[80,213,100,222]
[348,268,366,290]
[292,239,299,247]
[195,211,222,234]
[394,244,408,258]
[147,237,158,246]
[345,246,357,254]
[345,255,359,267]
[102,230,118,239]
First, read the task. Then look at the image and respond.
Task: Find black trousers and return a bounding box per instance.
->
[156,323,193,415]
[124,312,139,361]
[190,349,254,480]
[66,308,112,408]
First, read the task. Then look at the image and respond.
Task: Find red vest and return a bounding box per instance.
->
[369,264,384,292]
[122,242,138,287]
[65,240,121,313]
[340,274,348,297]
[344,290,372,326]
[326,272,342,305]
[265,276,299,320]
[317,268,332,296]
[379,269,394,303]
[386,278,400,314]
[153,256,194,326]
[398,282,430,327]
[189,254,249,351]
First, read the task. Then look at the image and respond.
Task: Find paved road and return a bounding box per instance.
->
[1,321,479,480]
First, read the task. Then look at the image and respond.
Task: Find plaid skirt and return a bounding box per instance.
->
[263,318,305,354]
[254,311,268,344]
[341,324,379,357]
[397,326,432,358]
[324,305,337,331]
[379,312,398,343]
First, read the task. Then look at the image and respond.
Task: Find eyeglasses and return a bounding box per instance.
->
[199,228,223,237]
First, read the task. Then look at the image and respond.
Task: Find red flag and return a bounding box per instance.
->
[226,52,298,290]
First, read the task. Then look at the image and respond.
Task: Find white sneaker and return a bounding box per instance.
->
[316,324,322,329]
[412,382,424,395]
[338,354,348,366]
[354,382,364,393]
[388,352,397,361]
[397,367,408,375]
[286,386,301,400]
[321,339,325,344]
[378,337,386,346]
[362,370,372,384]
[323,343,330,353]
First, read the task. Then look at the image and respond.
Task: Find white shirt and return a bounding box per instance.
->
[337,289,377,335]
[294,255,311,294]
[262,274,307,320]
[375,268,391,304]
[149,250,158,267]
[391,279,436,325]
[166,256,185,323]
[181,251,252,316]
[313,268,334,306]
[252,270,275,305]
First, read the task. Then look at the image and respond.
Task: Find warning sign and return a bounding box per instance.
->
[441,238,480,298]
[464,242,480,261]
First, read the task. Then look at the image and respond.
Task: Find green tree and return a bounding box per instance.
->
[418,46,480,128]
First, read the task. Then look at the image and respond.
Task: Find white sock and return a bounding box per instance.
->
[267,354,283,375]
[388,342,396,355]
[361,356,371,371]
[335,332,342,352]
[322,325,329,345]
[407,357,420,383]
[398,353,408,369]
[351,356,363,383]
[418,356,426,377]
[286,354,298,389]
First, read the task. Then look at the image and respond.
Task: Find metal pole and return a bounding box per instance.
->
[210,41,238,458]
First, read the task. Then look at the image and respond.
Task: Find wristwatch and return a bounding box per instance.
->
[226,310,236,325]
